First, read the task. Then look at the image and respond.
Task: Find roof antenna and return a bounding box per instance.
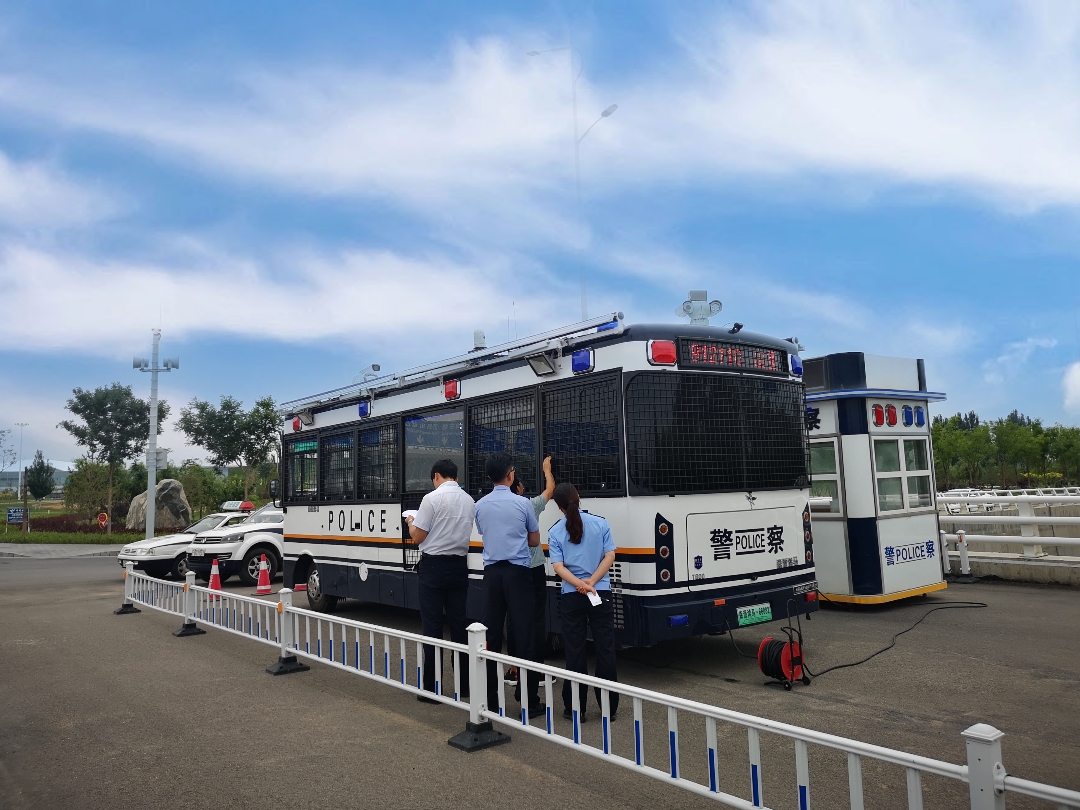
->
[677,290,723,325]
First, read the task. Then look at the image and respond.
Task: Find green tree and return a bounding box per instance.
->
[174,461,225,518]
[177,396,278,499]
[25,450,55,500]
[0,429,16,486]
[58,384,170,534]
[957,423,993,486]
[63,458,110,520]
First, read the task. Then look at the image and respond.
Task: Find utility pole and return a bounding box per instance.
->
[16,422,27,533]
[134,330,178,540]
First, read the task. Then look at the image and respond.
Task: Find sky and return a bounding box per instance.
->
[1,0,1080,469]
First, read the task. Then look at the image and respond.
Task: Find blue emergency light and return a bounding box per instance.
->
[668,614,690,627]
[596,320,619,332]
[902,405,914,427]
[358,400,371,418]
[915,406,925,427]
[790,355,804,376]
[571,349,595,375]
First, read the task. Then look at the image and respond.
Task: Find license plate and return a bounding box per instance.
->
[191,548,204,557]
[737,602,773,626]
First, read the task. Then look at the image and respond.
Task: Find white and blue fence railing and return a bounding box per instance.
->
[117,563,1080,810]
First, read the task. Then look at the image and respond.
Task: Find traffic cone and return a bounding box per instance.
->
[209,557,222,600]
[254,554,273,596]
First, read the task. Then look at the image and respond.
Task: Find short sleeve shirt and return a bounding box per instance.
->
[474,485,539,567]
[527,495,547,568]
[547,512,616,594]
[411,481,474,556]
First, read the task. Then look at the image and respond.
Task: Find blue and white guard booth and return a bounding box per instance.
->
[802,352,948,603]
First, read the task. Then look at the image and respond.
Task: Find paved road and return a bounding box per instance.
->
[2,557,1077,809]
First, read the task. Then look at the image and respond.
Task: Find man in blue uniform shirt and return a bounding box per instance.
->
[474,452,543,717]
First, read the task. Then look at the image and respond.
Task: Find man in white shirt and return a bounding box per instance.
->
[406,459,475,702]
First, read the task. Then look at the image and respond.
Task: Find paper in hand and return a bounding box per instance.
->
[587,590,602,607]
[402,509,418,520]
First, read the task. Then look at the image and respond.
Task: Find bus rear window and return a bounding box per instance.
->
[405,411,464,492]
[625,372,809,494]
[542,373,623,496]
[468,394,537,499]
[285,438,318,502]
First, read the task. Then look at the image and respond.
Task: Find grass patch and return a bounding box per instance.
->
[1,532,135,544]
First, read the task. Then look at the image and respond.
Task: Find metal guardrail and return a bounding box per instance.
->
[939,490,1080,565]
[117,563,1080,809]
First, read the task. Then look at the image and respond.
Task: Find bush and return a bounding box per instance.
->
[29,514,141,534]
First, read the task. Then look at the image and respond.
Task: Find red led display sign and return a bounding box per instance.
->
[678,338,787,375]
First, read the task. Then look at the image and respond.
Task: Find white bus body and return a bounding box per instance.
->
[279,314,818,647]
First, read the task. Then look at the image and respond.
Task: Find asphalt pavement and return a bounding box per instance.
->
[1,557,1078,810]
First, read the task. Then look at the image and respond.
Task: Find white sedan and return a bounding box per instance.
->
[117,512,249,579]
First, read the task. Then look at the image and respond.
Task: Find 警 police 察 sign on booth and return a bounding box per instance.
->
[7,507,25,524]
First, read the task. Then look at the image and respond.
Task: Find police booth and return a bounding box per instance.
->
[803,352,948,603]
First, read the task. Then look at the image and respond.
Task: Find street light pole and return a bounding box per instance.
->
[528,46,618,322]
[134,330,178,540]
[16,422,27,533]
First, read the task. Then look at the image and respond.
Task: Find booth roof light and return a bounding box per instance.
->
[358,400,372,418]
[790,355,804,376]
[872,404,885,427]
[571,349,595,375]
[444,379,460,400]
[915,406,926,427]
[885,404,898,427]
[902,405,913,427]
[648,340,678,365]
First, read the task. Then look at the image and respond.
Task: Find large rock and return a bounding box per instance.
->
[126,479,193,531]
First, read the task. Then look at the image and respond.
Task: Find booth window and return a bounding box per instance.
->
[875,438,932,513]
[468,395,537,499]
[808,440,840,513]
[405,410,464,493]
[319,432,355,501]
[358,423,399,501]
[285,437,319,502]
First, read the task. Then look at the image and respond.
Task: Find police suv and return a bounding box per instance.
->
[185,502,285,585]
[117,511,249,579]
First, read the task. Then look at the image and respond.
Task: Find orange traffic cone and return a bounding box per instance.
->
[254,554,273,596]
[209,557,222,599]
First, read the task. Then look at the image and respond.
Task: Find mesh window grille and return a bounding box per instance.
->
[358,423,400,501]
[541,374,623,495]
[625,372,809,494]
[467,394,537,499]
[319,433,355,502]
[285,438,318,502]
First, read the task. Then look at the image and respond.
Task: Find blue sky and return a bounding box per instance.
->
[2,0,1080,467]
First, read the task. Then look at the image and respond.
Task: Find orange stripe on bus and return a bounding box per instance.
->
[615,547,656,556]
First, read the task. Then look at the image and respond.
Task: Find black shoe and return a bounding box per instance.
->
[527,703,546,719]
[417,694,440,704]
[562,708,587,722]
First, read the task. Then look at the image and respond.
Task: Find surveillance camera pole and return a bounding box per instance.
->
[136,330,176,541]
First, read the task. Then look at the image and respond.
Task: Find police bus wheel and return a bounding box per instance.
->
[170,555,189,580]
[306,566,338,613]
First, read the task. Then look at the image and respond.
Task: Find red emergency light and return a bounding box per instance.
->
[648,340,678,365]
[444,379,460,400]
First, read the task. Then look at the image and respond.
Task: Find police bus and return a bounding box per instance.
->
[277,298,818,647]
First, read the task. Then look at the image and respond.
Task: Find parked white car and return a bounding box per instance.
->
[117,512,249,579]
[185,505,284,585]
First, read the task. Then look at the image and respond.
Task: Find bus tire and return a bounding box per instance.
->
[306,565,338,613]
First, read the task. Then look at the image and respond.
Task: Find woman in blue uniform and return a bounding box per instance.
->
[548,482,619,721]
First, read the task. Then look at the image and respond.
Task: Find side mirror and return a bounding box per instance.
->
[270,479,280,499]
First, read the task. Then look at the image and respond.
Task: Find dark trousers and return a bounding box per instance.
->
[506,565,550,665]
[560,590,619,716]
[417,554,469,697]
[483,561,539,708]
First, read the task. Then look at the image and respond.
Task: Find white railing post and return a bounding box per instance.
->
[957,530,973,582]
[939,530,951,578]
[114,562,141,615]
[448,623,510,752]
[172,571,206,637]
[1016,501,1045,558]
[265,589,309,676]
[963,724,1006,810]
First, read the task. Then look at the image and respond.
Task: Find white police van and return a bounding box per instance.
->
[184,502,284,585]
[117,511,249,579]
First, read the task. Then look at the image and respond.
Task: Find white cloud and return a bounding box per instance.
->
[0,241,569,356]
[0,149,114,227]
[982,336,1057,384]
[1064,361,1080,413]
[5,2,1080,219]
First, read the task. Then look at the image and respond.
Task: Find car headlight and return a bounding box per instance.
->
[223,532,246,544]
[121,547,134,555]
